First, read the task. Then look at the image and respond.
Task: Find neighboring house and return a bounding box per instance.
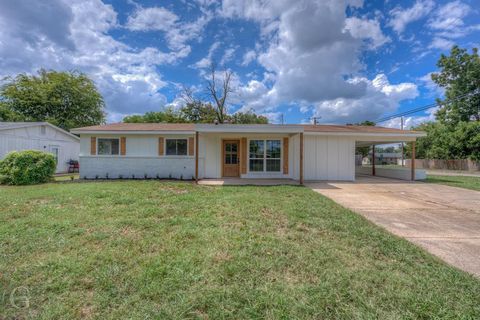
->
[71,123,425,182]
[363,152,402,165]
[0,122,80,173]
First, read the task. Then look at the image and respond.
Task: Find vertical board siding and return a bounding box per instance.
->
[158,137,164,156]
[299,133,304,184]
[188,137,194,156]
[304,135,354,181]
[120,137,126,155]
[283,137,289,174]
[240,137,247,174]
[90,137,96,155]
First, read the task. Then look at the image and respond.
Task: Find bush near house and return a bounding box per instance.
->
[0,150,56,185]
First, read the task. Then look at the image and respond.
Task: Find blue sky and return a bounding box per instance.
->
[0,0,479,128]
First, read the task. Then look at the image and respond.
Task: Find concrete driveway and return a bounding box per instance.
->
[307,175,480,277]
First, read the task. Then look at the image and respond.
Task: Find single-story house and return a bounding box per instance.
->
[71,123,425,183]
[0,122,80,173]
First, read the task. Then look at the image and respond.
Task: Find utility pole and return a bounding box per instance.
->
[401,116,404,167]
[280,113,284,125]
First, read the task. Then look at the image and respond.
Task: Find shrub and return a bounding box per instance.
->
[0,150,56,185]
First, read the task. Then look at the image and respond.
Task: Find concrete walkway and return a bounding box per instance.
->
[198,178,299,186]
[307,175,480,277]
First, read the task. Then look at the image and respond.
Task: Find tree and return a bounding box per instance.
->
[431,46,480,124]
[230,110,268,124]
[355,120,376,157]
[206,63,233,123]
[123,108,185,123]
[0,69,105,130]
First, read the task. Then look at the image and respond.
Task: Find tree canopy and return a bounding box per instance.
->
[0,69,105,130]
[123,106,268,124]
[432,46,480,124]
[411,46,480,160]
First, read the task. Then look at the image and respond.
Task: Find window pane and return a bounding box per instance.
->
[225,154,231,164]
[177,139,187,155]
[249,140,264,158]
[166,140,177,155]
[231,154,238,164]
[231,143,237,152]
[249,159,264,171]
[98,139,119,155]
[266,159,281,172]
[111,139,119,155]
[266,140,281,158]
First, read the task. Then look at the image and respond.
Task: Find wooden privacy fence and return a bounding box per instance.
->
[404,159,480,171]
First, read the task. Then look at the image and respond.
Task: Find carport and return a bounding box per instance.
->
[354,130,427,181]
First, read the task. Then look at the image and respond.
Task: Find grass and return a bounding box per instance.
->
[1,181,479,319]
[53,173,79,182]
[426,175,480,191]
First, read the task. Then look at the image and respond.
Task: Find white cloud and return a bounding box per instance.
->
[193,41,221,69]
[427,1,470,32]
[427,1,479,39]
[241,50,256,66]
[382,107,438,129]
[418,72,445,97]
[344,17,391,49]
[388,0,435,34]
[126,7,178,32]
[0,0,189,117]
[126,5,212,51]
[313,74,419,123]
[428,37,455,50]
[218,0,420,123]
[220,47,236,65]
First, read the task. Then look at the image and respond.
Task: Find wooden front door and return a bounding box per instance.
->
[222,140,240,177]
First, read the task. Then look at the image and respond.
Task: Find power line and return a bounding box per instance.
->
[376,89,480,123]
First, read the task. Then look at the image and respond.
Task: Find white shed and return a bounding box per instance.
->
[0,122,80,173]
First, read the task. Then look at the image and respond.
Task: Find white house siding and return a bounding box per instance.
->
[79,134,197,179]
[0,125,79,173]
[199,133,298,179]
[304,135,355,181]
[79,156,199,179]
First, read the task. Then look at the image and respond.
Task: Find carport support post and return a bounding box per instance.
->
[300,132,304,185]
[411,141,416,181]
[372,145,376,176]
[195,131,199,183]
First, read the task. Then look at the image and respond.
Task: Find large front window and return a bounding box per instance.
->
[249,140,281,172]
[166,139,188,156]
[98,138,119,155]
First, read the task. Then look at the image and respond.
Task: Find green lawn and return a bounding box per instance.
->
[426,174,480,191]
[1,181,479,319]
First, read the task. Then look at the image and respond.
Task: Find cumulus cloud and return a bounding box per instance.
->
[388,0,435,34]
[220,0,412,123]
[312,74,419,123]
[344,17,391,49]
[0,0,191,118]
[126,5,212,51]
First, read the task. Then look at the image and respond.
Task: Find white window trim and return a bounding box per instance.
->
[248,139,282,173]
[165,138,189,157]
[97,137,120,156]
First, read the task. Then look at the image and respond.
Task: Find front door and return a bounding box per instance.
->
[222,140,240,177]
